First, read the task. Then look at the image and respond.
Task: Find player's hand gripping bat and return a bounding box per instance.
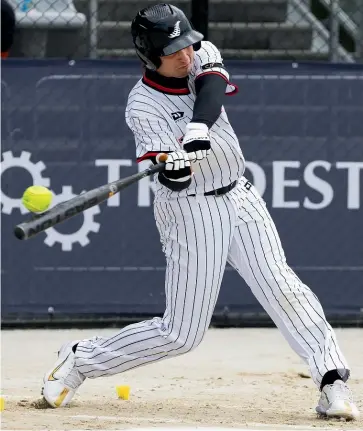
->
[13,153,169,241]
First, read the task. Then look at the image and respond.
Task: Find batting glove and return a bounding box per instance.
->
[182,122,211,162]
[156,151,192,183]
[156,151,191,171]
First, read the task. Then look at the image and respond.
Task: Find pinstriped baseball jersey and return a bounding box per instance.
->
[125,41,245,197]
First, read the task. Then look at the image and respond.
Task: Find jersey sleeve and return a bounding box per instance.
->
[189,41,238,96]
[126,106,181,163]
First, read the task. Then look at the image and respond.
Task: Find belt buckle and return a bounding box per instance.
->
[214,188,222,197]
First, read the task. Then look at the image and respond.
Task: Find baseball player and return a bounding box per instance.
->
[41,4,359,420]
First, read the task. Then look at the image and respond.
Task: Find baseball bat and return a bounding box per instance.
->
[13,153,168,241]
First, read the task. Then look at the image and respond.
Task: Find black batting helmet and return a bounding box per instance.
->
[131,3,204,70]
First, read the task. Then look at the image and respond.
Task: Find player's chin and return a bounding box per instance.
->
[176,64,191,77]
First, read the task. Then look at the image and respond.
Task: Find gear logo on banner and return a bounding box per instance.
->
[1,151,51,215]
[1,151,101,251]
[44,186,101,252]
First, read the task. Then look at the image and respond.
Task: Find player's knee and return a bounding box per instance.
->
[171,338,202,356]
[163,331,205,356]
[180,337,204,355]
[168,332,204,355]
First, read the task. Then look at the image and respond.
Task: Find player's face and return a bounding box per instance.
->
[158,45,194,78]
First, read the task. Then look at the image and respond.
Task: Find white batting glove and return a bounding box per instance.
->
[156,151,191,171]
[182,123,211,162]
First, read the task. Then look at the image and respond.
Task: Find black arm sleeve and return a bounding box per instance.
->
[191,73,227,128]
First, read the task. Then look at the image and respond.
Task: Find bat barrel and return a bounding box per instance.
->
[13,189,110,241]
[13,159,167,241]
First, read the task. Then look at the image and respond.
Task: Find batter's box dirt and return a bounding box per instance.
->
[1,328,362,430]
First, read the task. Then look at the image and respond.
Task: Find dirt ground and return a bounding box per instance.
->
[1,327,362,430]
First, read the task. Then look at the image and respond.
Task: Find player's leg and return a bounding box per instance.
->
[226,179,359,420]
[42,195,234,407]
[75,197,234,373]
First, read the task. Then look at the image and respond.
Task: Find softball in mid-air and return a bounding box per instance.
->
[22,185,53,213]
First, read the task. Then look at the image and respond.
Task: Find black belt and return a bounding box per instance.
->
[189,180,237,197]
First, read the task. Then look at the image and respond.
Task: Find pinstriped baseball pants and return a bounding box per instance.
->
[75,176,349,387]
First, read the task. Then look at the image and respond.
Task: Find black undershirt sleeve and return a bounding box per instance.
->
[191,73,227,128]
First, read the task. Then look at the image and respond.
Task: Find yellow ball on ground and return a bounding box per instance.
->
[116,385,130,400]
[22,185,53,213]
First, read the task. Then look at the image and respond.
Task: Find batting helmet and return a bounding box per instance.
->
[131,3,204,70]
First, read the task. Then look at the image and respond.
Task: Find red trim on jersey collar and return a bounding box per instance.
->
[142,70,190,95]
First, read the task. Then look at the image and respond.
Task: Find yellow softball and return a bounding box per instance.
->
[22,185,53,213]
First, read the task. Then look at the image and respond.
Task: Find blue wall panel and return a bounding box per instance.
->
[1,60,362,319]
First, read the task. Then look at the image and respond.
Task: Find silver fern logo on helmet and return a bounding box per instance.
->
[168,21,181,38]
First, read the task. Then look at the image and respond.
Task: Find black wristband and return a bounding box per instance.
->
[183,139,211,153]
[158,173,192,191]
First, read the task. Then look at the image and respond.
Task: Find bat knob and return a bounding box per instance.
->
[157,153,168,163]
[14,225,26,240]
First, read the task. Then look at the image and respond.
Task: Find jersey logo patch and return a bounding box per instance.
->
[201,62,224,70]
[169,21,181,38]
[171,111,184,121]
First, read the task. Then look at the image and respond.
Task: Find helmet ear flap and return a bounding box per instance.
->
[135,49,161,70]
